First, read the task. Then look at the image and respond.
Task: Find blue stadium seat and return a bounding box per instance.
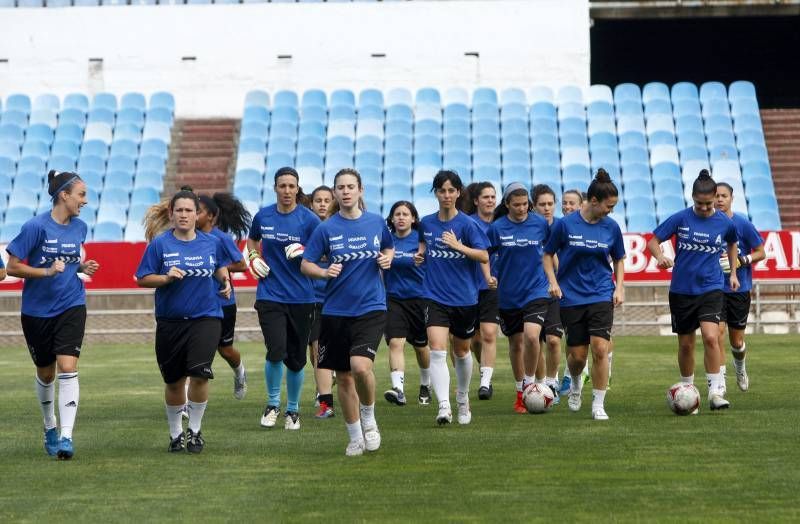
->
[243,106,270,125]
[137,155,165,175]
[301,89,327,109]
[650,161,681,184]
[96,204,128,225]
[239,137,267,156]
[1,110,28,128]
[709,145,738,163]
[627,213,657,233]
[741,161,770,183]
[472,134,499,152]
[646,114,675,135]
[355,151,382,171]
[736,129,765,150]
[110,139,139,159]
[705,114,733,134]
[744,175,776,198]
[473,88,498,106]
[29,109,58,129]
[558,102,585,122]
[556,85,583,105]
[272,106,299,126]
[386,104,413,124]
[117,108,145,129]
[415,151,441,169]
[702,99,731,119]
[472,150,500,169]
[502,165,531,187]
[416,104,442,123]
[533,148,560,167]
[357,106,384,122]
[383,183,413,204]
[614,83,642,103]
[443,134,470,153]
[444,103,470,122]
[17,156,46,175]
[728,81,756,102]
[244,90,270,109]
[150,91,176,113]
[0,222,24,243]
[92,222,124,241]
[733,114,762,134]
[672,99,702,119]
[529,102,556,122]
[330,105,356,122]
[502,134,530,153]
[0,142,20,162]
[528,86,555,104]
[6,94,31,115]
[500,103,527,123]
[59,108,87,129]
[699,82,727,104]
[270,121,298,141]
[731,98,760,119]
[649,131,676,147]
[680,146,708,165]
[750,210,780,231]
[502,149,531,169]
[297,167,323,189]
[615,101,644,119]
[675,115,704,136]
[472,119,499,138]
[48,155,76,172]
[112,123,140,143]
[530,118,558,136]
[120,92,146,112]
[60,94,88,113]
[131,187,159,205]
[5,206,36,223]
[472,104,499,124]
[562,164,590,186]
[386,88,413,107]
[234,169,264,189]
[354,135,382,155]
[642,82,670,104]
[645,99,673,119]
[77,154,106,173]
[472,166,502,188]
[241,122,269,141]
[140,138,168,160]
[739,144,768,165]
[501,119,528,138]
[616,115,646,135]
[273,90,299,109]
[591,148,620,171]
[671,82,699,102]
[133,170,163,191]
[21,140,49,160]
[500,88,526,106]
[358,89,384,109]
[587,101,615,120]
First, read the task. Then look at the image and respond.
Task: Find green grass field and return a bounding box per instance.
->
[1,335,798,522]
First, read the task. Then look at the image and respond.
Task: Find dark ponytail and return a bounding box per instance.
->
[586,168,619,202]
[692,169,717,196]
[199,192,252,240]
[48,169,82,204]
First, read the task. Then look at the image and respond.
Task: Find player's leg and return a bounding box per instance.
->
[451,306,478,425]
[413,344,431,405]
[588,336,610,420]
[700,320,728,410]
[426,301,454,425]
[52,306,86,459]
[349,311,384,452]
[282,304,314,430]
[255,300,287,427]
[727,292,751,392]
[477,321,497,400]
[23,313,60,456]
[409,298,431,405]
[183,318,220,452]
[385,337,408,405]
[218,304,246,400]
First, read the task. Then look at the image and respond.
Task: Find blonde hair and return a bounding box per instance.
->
[143,200,171,242]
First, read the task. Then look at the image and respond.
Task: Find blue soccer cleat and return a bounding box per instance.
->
[56,437,74,460]
[559,375,571,396]
[44,428,59,456]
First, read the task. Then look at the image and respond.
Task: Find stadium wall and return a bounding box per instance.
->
[0,0,590,117]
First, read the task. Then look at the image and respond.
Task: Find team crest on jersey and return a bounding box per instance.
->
[373,235,380,248]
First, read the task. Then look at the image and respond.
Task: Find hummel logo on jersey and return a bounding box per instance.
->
[65,401,77,408]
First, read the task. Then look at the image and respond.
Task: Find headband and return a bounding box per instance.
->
[502,181,527,203]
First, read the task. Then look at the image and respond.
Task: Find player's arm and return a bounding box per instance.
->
[612,257,625,307]
[739,243,765,267]
[227,259,248,273]
[377,247,394,270]
[301,259,341,280]
[0,268,5,281]
[542,252,562,299]
[6,255,64,279]
[137,267,185,288]
[647,235,673,269]
[215,266,232,299]
[441,230,488,263]
[727,241,740,291]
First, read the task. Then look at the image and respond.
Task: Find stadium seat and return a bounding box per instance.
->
[648,131,676,147]
[642,82,670,105]
[750,210,781,231]
[500,87,526,106]
[626,213,657,233]
[528,86,554,104]
[92,222,124,241]
[671,82,699,102]
[1,110,28,128]
[473,88,498,106]
[699,82,727,104]
[502,165,531,186]
[96,204,128,225]
[728,81,757,101]
[386,88,413,107]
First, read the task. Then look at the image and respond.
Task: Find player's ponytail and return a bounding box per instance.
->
[586,168,619,202]
[47,169,82,204]
[143,201,171,242]
[209,192,251,240]
[692,169,717,196]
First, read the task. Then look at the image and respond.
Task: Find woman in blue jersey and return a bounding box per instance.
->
[415,170,490,426]
[487,183,552,413]
[301,168,394,457]
[6,170,99,460]
[460,182,499,401]
[247,167,320,431]
[647,170,739,412]
[307,185,336,419]
[137,187,232,453]
[196,193,251,400]
[715,182,764,393]
[543,168,625,421]
[383,200,431,407]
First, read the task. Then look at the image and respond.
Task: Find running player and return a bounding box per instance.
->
[715,182,764,393]
[415,170,490,426]
[248,167,320,431]
[543,169,626,420]
[647,169,739,412]
[383,200,432,406]
[6,170,99,460]
[196,193,251,400]
[301,168,394,456]
[137,187,232,453]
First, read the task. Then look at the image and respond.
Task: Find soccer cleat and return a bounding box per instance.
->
[260,405,280,428]
[345,439,365,457]
[514,391,527,414]
[549,385,561,406]
[436,403,452,425]
[44,427,59,456]
[315,401,335,419]
[284,411,301,430]
[709,394,730,411]
[384,387,407,406]
[233,369,247,400]
[56,437,74,460]
[457,400,472,425]
[418,385,431,406]
[559,375,572,395]
[568,391,582,412]
[736,369,749,392]
[592,407,609,420]
[478,384,493,400]
[185,428,205,453]
[363,426,381,452]
[168,433,185,453]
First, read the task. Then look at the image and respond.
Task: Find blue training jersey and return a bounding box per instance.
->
[419,211,489,307]
[249,204,320,304]
[209,227,245,307]
[385,231,424,300]
[726,213,763,293]
[6,213,88,317]
[312,259,329,304]
[487,213,551,310]
[544,211,625,307]
[652,207,738,295]
[470,213,495,291]
[303,211,394,316]
[136,230,232,319]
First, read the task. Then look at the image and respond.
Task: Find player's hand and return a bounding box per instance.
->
[166,266,185,282]
[377,252,392,270]
[414,251,425,266]
[284,243,305,261]
[82,260,100,276]
[48,259,66,276]
[487,276,498,290]
[548,281,562,299]
[326,263,342,279]
[441,230,461,250]
[729,273,740,292]
[656,256,674,270]
[613,287,625,307]
[218,279,232,300]
[247,249,270,279]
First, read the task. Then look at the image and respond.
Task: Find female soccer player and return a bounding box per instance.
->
[196,193,251,400]
[247,167,320,431]
[415,170,489,426]
[307,185,336,418]
[715,182,764,393]
[543,168,625,420]
[137,187,232,453]
[383,200,431,406]
[561,189,583,216]
[301,168,394,456]
[460,182,499,401]
[647,170,739,412]
[6,170,99,460]
[487,183,552,414]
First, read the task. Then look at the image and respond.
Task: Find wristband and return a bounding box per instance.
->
[738,254,752,266]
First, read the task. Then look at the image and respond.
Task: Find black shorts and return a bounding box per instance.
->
[477,289,500,325]
[21,305,87,368]
[539,298,564,341]
[255,300,315,372]
[499,298,551,337]
[308,303,323,344]
[155,317,220,384]
[385,297,428,347]
[721,292,751,331]
[318,310,385,372]
[560,301,614,347]
[669,291,724,335]
[219,304,237,347]
[425,300,478,340]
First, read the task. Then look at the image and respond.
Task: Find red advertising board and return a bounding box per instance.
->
[0,231,798,291]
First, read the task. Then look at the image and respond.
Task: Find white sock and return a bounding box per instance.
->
[187,400,207,433]
[235,363,245,379]
[592,389,606,410]
[720,365,726,377]
[419,367,430,386]
[390,371,404,392]
[570,373,583,394]
[35,376,57,430]
[515,380,523,392]
[57,372,79,440]
[166,404,184,439]
[359,403,376,429]
[545,376,558,388]
[681,375,694,385]
[706,372,722,396]
[534,377,545,385]
[523,374,535,388]
[479,366,493,389]
[608,352,613,377]
[346,420,363,443]
[429,350,450,407]
[582,363,589,375]
[455,353,473,402]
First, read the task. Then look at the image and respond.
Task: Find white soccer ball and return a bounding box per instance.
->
[522,383,555,414]
[666,383,700,416]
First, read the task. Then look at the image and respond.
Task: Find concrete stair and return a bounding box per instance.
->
[762,109,800,229]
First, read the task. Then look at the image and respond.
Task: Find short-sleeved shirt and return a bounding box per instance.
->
[303,211,394,316]
[385,231,424,300]
[487,213,551,310]
[418,211,489,307]
[136,230,232,319]
[652,207,738,295]
[6,213,89,317]
[312,259,329,304]
[248,204,321,304]
[208,227,245,307]
[726,213,763,293]
[544,211,626,307]
[469,213,496,291]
